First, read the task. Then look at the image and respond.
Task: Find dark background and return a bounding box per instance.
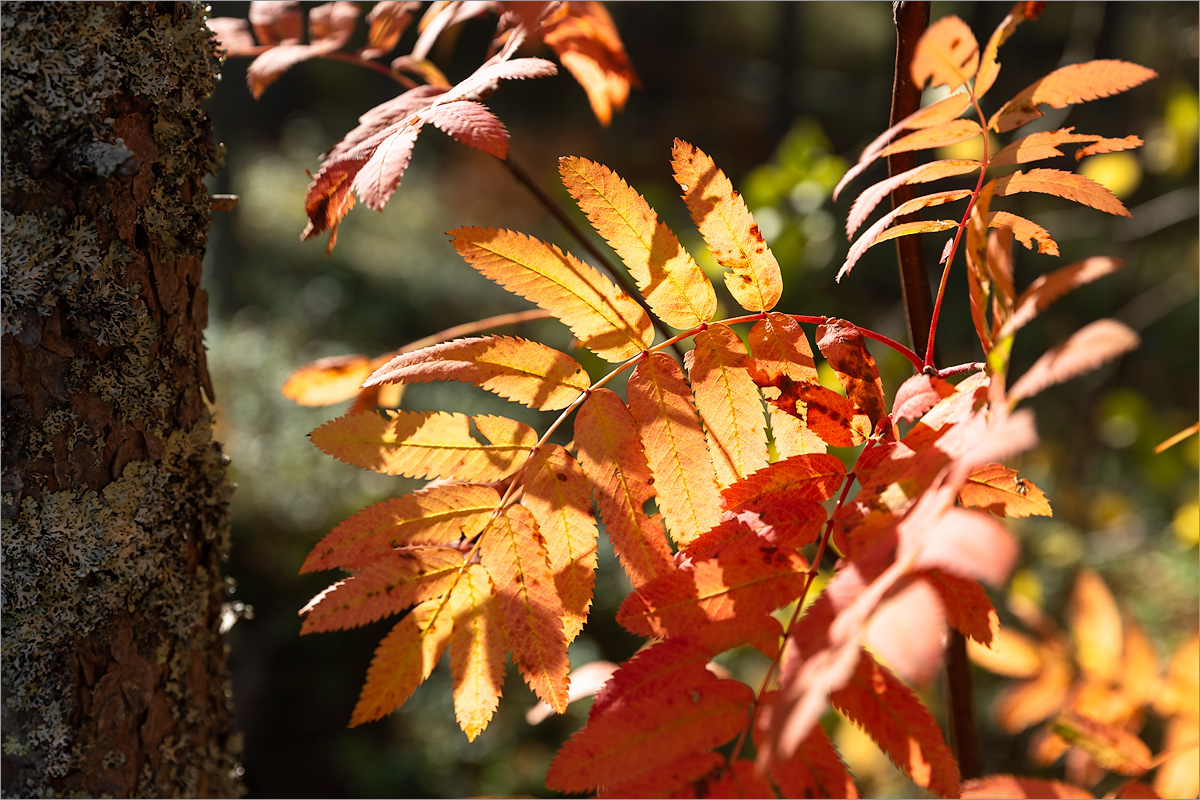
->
[200,3,1199,796]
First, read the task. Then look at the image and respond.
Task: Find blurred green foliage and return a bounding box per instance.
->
[201,3,1197,796]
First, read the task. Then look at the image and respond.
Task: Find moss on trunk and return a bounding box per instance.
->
[1,3,241,796]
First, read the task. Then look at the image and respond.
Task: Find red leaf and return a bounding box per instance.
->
[702,760,777,799]
[908,504,1019,589]
[423,100,509,159]
[764,376,872,447]
[892,374,956,423]
[754,712,859,799]
[920,569,1000,647]
[361,1,420,59]
[598,752,723,799]
[817,320,888,430]
[721,453,846,510]
[308,1,359,49]
[249,0,302,45]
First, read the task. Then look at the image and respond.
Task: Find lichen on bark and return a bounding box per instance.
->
[1,3,241,796]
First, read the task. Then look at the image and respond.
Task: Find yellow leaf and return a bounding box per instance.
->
[365,335,591,411]
[671,139,782,312]
[688,323,769,488]
[450,226,654,362]
[559,156,715,329]
[627,353,722,546]
[448,564,506,741]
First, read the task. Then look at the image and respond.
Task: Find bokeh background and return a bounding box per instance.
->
[200,3,1199,797]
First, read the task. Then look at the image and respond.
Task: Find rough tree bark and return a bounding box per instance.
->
[1,3,241,796]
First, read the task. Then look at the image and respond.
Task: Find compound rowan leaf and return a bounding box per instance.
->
[991,168,1130,217]
[300,546,462,636]
[689,324,769,488]
[749,314,826,458]
[721,453,846,510]
[480,504,570,713]
[545,654,754,793]
[920,569,1001,647]
[974,1,1045,99]
[310,410,536,481]
[448,563,507,741]
[672,139,783,312]
[627,353,722,546]
[817,320,888,431]
[830,652,962,798]
[559,155,716,328]
[754,712,858,800]
[349,595,454,726]
[541,0,639,126]
[617,546,808,640]
[962,775,1093,799]
[283,354,377,406]
[440,56,559,105]
[989,210,1059,255]
[998,257,1124,340]
[449,226,654,362]
[522,444,599,643]
[840,189,972,281]
[301,483,501,574]
[911,15,980,92]
[365,335,590,410]
[990,60,1158,133]
[847,159,981,239]
[1009,319,1140,402]
[573,389,675,588]
[959,463,1052,518]
[423,100,509,159]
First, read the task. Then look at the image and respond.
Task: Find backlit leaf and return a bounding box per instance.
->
[988,210,1059,255]
[301,159,359,255]
[310,410,536,481]
[689,323,770,488]
[830,652,962,798]
[959,463,1053,518]
[721,453,846,510]
[599,753,724,799]
[480,505,571,713]
[448,563,506,741]
[522,444,599,642]
[909,507,1019,588]
[627,353,722,546]
[892,374,956,423]
[754,714,858,799]
[990,60,1158,133]
[352,123,423,211]
[991,168,1130,216]
[920,569,1000,647]
[450,226,654,362]
[301,483,500,574]
[1051,711,1152,776]
[440,56,559,105]
[1008,319,1139,402]
[765,376,872,447]
[423,100,509,159]
[863,577,949,685]
[559,155,715,328]
[974,1,1045,98]
[998,257,1123,340]
[349,596,454,726]
[911,15,980,92]
[879,119,983,159]
[541,1,639,126]
[990,128,1144,166]
[817,320,887,430]
[968,626,1045,679]
[702,759,777,799]
[365,335,590,410]
[749,314,826,458]
[247,44,323,99]
[672,139,783,312]
[847,159,980,239]
[993,655,1074,732]
[283,354,377,406]
[300,546,464,634]
[962,775,1093,799]
[361,1,419,58]
[248,0,302,45]
[840,189,972,281]
[1068,568,1123,684]
[573,389,675,588]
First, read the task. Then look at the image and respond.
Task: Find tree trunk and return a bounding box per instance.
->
[1,3,241,796]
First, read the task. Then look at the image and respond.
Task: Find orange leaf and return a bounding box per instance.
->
[754,713,858,799]
[349,595,454,726]
[300,159,358,255]
[998,257,1123,340]
[968,625,1045,679]
[974,2,1045,98]
[283,354,376,406]
[702,760,777,799]
[879,119,983,159]
[365,335,590,411]
[361,1,418,58]
[589,638,716,719]
[817,320,888,431]
[1153,630,1199,719]
[300,483,500,574]
[446,563,506,741]
[765,377,872,447]
[991,168,1130,217]
[962,774,1093,799]
[1155,713,1200,800]
[839,189,972,281]
[1009,319,1139,402]
[830,652,962,798]
[672,139,783,312]
[559,155,715,328]
[545,652,753,793]
[449,226,654,362]
[480,504,571,713]
[990,60,1158,133]
[988,210,1060,255]
[959,463,1053,518]
[522,444,599,643]
[846,158,980,239]
[617,546,808,640]
[993,656,1074,733]
[911,15,980,92]
[541,1,639,126]
[1052,710,1152,776]
[721,453,846,510]
[921,569,1001,647]
[1068,568,1124,684]
[300,546,463,634]
[627,353,722,546]
[573,389,675,588]
[749,314,826,458]
[309,410,536,481]
[689,324,770,488]
[990,128,1144,166]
